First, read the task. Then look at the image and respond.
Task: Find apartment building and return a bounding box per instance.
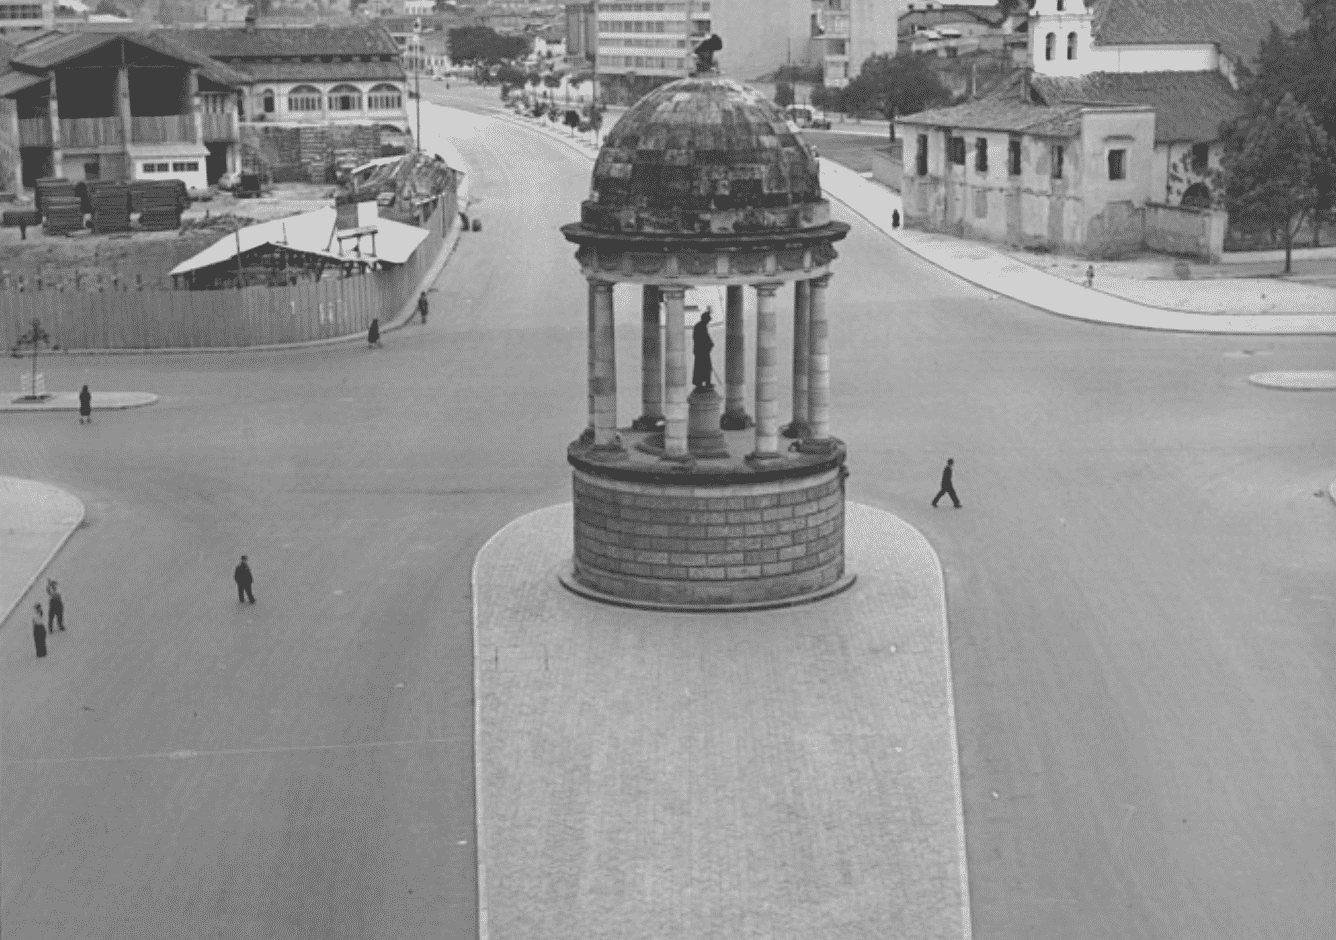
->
[0,0,54,36]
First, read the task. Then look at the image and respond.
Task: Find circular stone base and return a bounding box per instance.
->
[569,438,848,608]
[558,567,856,612]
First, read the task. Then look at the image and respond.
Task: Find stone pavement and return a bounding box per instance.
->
[473,501,971,940]
[495,108,1336,334]
[0,477,84,631]
[0,391,158,412]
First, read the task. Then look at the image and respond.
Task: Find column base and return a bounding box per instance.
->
[720,408,754,431]
[586,442,629,460]
[780,421,811,439]
[687,388,729,458]
[745,451,786,466]
[631,414,666,432]
[797,437,839,455]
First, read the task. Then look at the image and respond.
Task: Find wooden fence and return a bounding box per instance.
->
[0,195,454,351]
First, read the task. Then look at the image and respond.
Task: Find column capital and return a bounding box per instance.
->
[657,285,687,299]
[809,273,834,288]
[588,278,616,292]
[752,282,783,296]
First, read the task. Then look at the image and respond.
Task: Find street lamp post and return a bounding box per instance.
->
[10,316,56,401]
[413,18,423,153]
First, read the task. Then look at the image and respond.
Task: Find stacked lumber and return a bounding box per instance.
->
[35,177,75,219]
[131,180,187,231]
[43,195,84,235]
[90,181,131,234]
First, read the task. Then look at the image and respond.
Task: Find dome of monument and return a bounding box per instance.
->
[579,77,831,237]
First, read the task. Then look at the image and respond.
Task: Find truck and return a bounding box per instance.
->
[784,104,832,131]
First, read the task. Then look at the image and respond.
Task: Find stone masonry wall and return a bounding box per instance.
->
[572,467,846,606]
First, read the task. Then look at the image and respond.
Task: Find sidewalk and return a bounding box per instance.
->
[1,391,157,412]
[0,477,84,631]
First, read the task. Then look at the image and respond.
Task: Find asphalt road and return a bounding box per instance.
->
[2,84,1334,939]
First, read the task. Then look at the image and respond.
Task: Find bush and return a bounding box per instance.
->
[810,85,844,112]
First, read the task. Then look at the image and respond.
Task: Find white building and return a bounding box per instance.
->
[0,0,53,35]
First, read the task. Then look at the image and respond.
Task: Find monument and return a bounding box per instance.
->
[560,77,852,609]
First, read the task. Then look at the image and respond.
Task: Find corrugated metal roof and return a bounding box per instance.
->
[1030,71,1243,142]
[5,29,247,87]
[0,69,46,96]
[1091,0,1304,65]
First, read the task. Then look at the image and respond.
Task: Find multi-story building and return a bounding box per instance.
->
[0,0,54,36]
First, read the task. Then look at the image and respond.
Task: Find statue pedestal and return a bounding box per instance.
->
[687,387,729,458]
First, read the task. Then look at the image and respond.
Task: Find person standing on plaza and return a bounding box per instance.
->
[892,209,901,229]
[367,318,382,348]
[932,458,962,508]
[692,309,714,389]
[78,384,92,424]
[418,291,429,325]
[46,579,65,632]
[33,603,48,658]
[234,555,256,604]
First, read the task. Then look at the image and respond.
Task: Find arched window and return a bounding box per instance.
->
[367,83,402,111]
[327,84,362,112]
[261,88,275,113]
[1045,33,1056,60]
[1067,31,1078,59]
[288,85,322,112]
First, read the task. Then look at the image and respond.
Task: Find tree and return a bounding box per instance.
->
[774,81,795,108]
[841,53,951,140]
[93,0,126,14]
[448,26,529,65]
[1217,93,1333,272]
[495,63,526,88]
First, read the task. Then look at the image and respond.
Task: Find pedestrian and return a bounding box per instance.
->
[33,604,47,658]
[367,318,382,348]
[891,208,901,229]
[46,579,65,632]
[78,384,92,424]
[1084,264,1095,288]
[234,555,256,604]
[932,458,962,508]
[418,291,429,324]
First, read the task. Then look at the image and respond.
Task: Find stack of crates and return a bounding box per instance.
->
[43,194,84,235]
[90,181,131,234]
[131,180,188,231]
[35,177,75,221]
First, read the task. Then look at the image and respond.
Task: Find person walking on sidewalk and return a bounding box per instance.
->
[33,604,48,658]
[78,385,92,424]
[418,292,429,325]
[932,458,962,508]
[891,209,901,229]
[1084,264,1095,288]
[367,318,382,348]
[46,579,65,632]
[234,555,256,604]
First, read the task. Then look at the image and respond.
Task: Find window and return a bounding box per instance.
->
[948,136,966,165]
[367,83,402,110]
[1067,31,1077,59]
[261,88,275,113]
[1056,0,1064,9]
[1107,148,1126,180]
[142,162,169,173]
[0,4,43,18]
[172,161,199,172]
[916,133,929,175]
[1045,32,1055,60]
[1051,144,1064,179]
[974,137,988,172]
[1008,137,1021,175]
[288,85,322,112]
[328,84,362,111]
[1190,142,1209,173]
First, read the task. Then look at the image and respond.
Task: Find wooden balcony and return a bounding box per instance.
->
[61,117,125,148]
[201,111,236,142]
[17,118,52,147]
[131,114,196,145]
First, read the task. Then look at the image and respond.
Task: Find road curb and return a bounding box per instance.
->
[0,477,85,633]
[1246,370,1336,390]
[0,392,159,412]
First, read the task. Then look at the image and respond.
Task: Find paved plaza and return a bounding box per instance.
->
[1,88,1334,939]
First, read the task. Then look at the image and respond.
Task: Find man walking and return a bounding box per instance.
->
[932,458,962,508]
[46,579,65,632]
[418,291,429,325]
[234,555,256,604]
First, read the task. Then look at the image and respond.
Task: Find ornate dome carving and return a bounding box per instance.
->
[580,77,830,237]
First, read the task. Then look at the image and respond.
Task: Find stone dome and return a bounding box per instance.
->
[580,77,831,237]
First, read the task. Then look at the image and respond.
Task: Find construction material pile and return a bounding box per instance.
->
[335,152,458,226]
[131,180,188,231]
[35,177,75,220]
[90,181,131,234]
[43,193,84,235]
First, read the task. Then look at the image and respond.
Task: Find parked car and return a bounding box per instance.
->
[784,104,832,130]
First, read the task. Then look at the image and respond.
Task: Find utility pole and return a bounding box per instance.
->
[414,17,423,153]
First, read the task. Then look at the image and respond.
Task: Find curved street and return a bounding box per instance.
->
[2,88,1335,939]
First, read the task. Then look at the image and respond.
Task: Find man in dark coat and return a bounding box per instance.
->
[46,580,65,632]
[234,555,256,603]
[932,458,962,508]
[33,604,48,658]
[418,292,429,324]
[692,310,714,389]
[367,318,382,348]
[79,385,92,424]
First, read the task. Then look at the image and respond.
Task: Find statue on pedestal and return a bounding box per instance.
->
[692,310,714,389]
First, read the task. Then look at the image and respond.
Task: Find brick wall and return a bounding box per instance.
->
[572,467,846,606]
[242,124,386,184]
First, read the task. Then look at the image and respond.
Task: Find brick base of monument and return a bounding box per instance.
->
[565,461,851,610]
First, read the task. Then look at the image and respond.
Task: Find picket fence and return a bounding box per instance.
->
[0,198,453,351]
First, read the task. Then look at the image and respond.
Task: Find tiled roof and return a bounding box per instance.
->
[234,59,406,82]
[167,24,400,59]
[898,95,1084,136]
[4,29,248,86]
[1030,70,1242,142]
[898,6,1005,34]
[1091,0,1304,65]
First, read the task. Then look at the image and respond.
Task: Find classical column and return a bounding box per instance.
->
[783,279,811,438]
[47,74,63,179]
[750,283,782,460]
[720,283,752,430]
[116,66,133,155]
[661,286,689,458]
[590,280,621,450]
[585,280,597,434]
[807,274,832,441]
[632,285,663,431]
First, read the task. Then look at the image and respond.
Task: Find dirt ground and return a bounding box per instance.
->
[0,183,337,290]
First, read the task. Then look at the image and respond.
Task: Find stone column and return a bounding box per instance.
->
[632,285,663,431]
[720,284,752,429]
[783,279,811,438]
[661,286,689,458]
[590,279,620,450]
[750,282,782,460]
[116,66,133,155]
[585,280,596,434]
[47,74,63,179]
[188,68,204,146]
[807,274,832,441]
